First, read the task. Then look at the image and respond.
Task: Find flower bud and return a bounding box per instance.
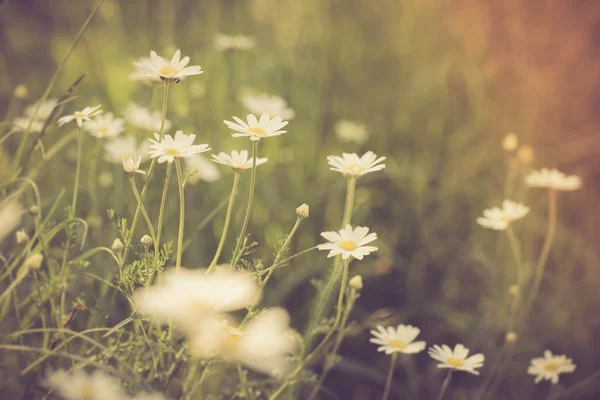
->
[508,284,519,297]
[502,133,518,151]
[140,235,153,248]
[349,275,363,290]
[16,229,30,244]
[111,238,124,253]
[28,206,40,216]
[505,331,518,344]
[517,145,534,164]
[13,84,28,99]
[296,203,309,219]
[24,253,43,271]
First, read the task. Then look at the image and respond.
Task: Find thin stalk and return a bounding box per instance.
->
[127,176,156,243]
[341,176,357,226]
[382,353,398,400]
[9,0,105,179]
[87,139,101,214]
[231,141,258,266]
[174,160,185,272]
[436,370,453,400]
[0,269,28,315]
[208,172,241,271]
[154,162,173,258]
[72,126,84,213]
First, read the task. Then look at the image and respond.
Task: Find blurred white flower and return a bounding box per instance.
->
[123,156,146,175]
[45,369,129,400]
[58,105,102,127]
[370,324,426,355]
[318,224,378,260]
[189,308,297,376]
[134,50,203,82]
[211,150,268,172]
[525,168,582,191]
[0,200,24,245]
[428,344,485,375]
[85,112,125,138]
[327,151,386,178]
[224,113,288,142]
[528,350,575,384]
[335,120,369,144]
[24,253,44,271]
[241,93,295,120]
[13,117,45,133]
[214,33,257,51]
[135,267,260,330]
[104,137,151,164]
[13,84,28,99]
[148,130,210,164]
[502,132,518,151]
[185,154,221,184]
[124,103,172,133]
[25,98,58,120]
[476,200,529,231]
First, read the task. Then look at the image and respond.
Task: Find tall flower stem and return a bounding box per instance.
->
[436,370,453,400]
[382,353,399,400]
[71,126,84,213]
[127,176,156,244]
[231,141,258,266]
[121,82,170,266]
[207,172,241,272]
[155,162,173,257]
[87,139,101,215]
[174,160,185,272]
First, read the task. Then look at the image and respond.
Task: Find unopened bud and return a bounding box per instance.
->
[296,203,309,219]
[517,145,534,164]
[28,206,40,216]
[349,275,363,290]
[16,229,30,244]
[140,235,153,248]
[508,284,520,297]
[111,238,124,253]
[13,84,28,99]
[24,253,44,271]
[502,133,518,151]
[505,331,518,344]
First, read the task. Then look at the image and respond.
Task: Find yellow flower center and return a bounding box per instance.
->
[346,163,364,173]
[339,240,357,251]
[247,127,267,136]
[389,339,406,350]
[164,148,181,156]
[159,66,178,76]
[544,362,560,373]
[74,112,86,119]
[447,358,464,368]
[97,127,108,135]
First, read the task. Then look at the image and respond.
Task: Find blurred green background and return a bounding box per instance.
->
[1,0,600,398]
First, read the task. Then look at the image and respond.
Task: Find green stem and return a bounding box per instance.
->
[231,141,258,266]
[127,176,156,244]
[436,370,453,400]
[87,139,101,214]
[382,353,398,400]
[175,160,185,272]
[72,126,83,213]
[208,172,241,271]
[155,162,173,258]
[341,176,357,226]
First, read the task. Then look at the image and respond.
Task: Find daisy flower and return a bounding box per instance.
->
[135,267,260,331]
[317,224,378,260]
[148,130,210,164]
[104,136,151,164]
[211,150,268,172]
[335,120,369,144]
[428,344,485,375]
[58,105,102,127]
[123,156,146,175]
[223,113,289,141]
[525,168,582,191]
[214,33,257,51]
[327,151,386,177]
[45,369,129,400]
[370,324,426,355]
[476,200,529,231]
[24,98,58,120]
[527,350,576,384]
[241,93,295,120]
[13,117,45,133]
[185,154,221,184]
[124,103,172,133]
[84,112,125,138]
[189,308,297,376]
[134,49,203,83]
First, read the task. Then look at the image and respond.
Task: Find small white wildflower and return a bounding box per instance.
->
[13,117,45,133]
[104,136,151,164]
[211,150,268,172]
[24,253,44,272]
[525,168,582,191]
[428,344,485,375]
[370,324,426,355]
[327,151,386,178]
[25,98,58,120]
[214,33,257,51]
[58,105,103,127]
[527,350,575,384]
[45,369,129,400]
[335,120,369,144]
[134,49,203,83]
[476,200,529,231]
[296,203,309,219]
[241,93,295,120]
[15,229,29,244]
[148,130,210,164]
[84,112,125,138]
[224,113,289,142]
[123,156,146,175]
[185,154,221,184]
[124,103,172,133]
[318,224,378,260]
